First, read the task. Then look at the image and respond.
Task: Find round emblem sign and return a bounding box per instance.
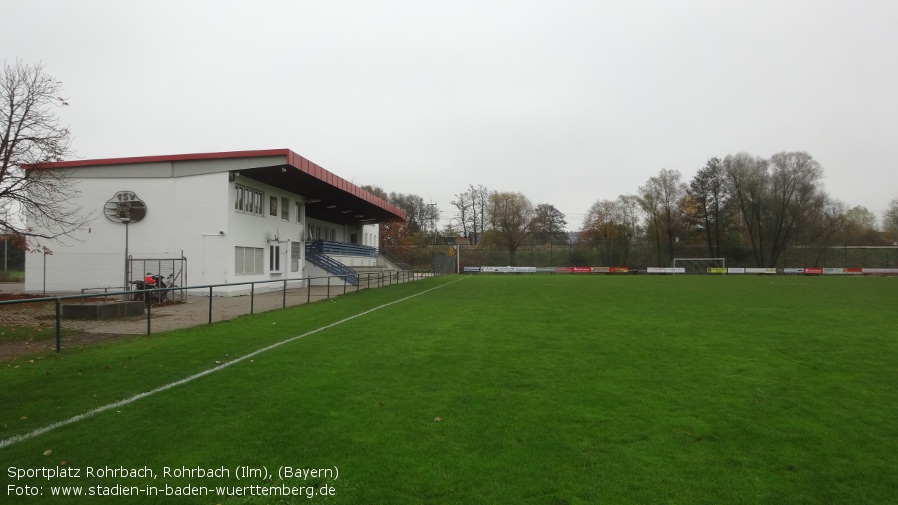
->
[104,191,147,223]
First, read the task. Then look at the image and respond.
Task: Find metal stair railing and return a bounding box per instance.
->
[305,243,359,285]
[311,239,378,257]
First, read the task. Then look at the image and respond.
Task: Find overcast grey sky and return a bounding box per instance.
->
[5,0,897,231]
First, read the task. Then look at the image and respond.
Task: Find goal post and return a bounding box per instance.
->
[672,257,726,274]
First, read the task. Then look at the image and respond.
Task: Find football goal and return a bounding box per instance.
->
[672,257,726,274]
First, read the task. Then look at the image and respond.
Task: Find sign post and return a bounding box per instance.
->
[104,191,147,299]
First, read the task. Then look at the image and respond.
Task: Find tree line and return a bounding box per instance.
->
[587,152,897,268]
[3,61,897,269]
[369,152,898,268]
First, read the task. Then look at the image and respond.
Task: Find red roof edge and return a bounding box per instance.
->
[285,150,406,221]
[25,149,292,170]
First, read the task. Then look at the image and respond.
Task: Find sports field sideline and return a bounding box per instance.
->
[2,275,896,504]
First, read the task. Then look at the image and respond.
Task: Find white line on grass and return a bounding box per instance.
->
[0,277,467,450]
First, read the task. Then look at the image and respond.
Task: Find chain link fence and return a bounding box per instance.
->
[1,270,439,358]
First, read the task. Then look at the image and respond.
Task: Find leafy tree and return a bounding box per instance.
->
[361,185,438,246]
[582,199,623,265]
[361,184,414,260]
[388,193,434,236]
[487,191,534,265]
[1,60,88,247]
[883,198,898,243]
[530,203,568,245]
[842,205,881,245]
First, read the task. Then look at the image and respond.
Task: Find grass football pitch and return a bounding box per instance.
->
[1,274,896,504]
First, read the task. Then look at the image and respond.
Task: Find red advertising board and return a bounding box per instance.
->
[610,267,629,273]
[572,267,591,273]
[803,268,824,275]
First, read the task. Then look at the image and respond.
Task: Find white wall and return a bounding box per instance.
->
[225,177,307,289]
[25,173,229,293]
[25,170,383,295]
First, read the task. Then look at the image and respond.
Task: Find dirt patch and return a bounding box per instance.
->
[0,293,46,301]
[0,332,137,361]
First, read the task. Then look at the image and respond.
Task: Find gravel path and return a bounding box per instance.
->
[1,281,391,360]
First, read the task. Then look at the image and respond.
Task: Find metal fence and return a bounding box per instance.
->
[0,270,438,356]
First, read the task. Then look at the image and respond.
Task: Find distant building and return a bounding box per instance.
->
[24,149,406,294]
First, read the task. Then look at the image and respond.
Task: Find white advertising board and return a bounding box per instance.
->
[647,267,686,274]
[745,268,777,274]
[480,266,537,273]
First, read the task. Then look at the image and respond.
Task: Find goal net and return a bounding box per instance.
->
[672,257,726,274]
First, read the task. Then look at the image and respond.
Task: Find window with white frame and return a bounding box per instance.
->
[235,185,263,216]
[295,201,302,224]
[235,247,264,275]
[269,245,281,272]
[281,197,289,221]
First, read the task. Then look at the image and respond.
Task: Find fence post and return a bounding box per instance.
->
[307,277,311,304]
[55,298,61,353]
[283,279,287,308]
[343,276,347,295]
[327,276,331,299]
[208,286,213,324]
[250,283,255,315]
[146,294,152,336]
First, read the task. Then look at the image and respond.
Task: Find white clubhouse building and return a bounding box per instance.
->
[24,149,405,295]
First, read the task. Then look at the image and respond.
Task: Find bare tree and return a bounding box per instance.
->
[686,157,732,257]
[765,151,826,265]
[724,151,827,267]
[638,169,686,264]
[487,191,534,265]
[450,190,472,239]
[1,61,88,248]
[450,184,488,244]
[803,197,846,266]
[723,153,769,266]
[473,184,488,243]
